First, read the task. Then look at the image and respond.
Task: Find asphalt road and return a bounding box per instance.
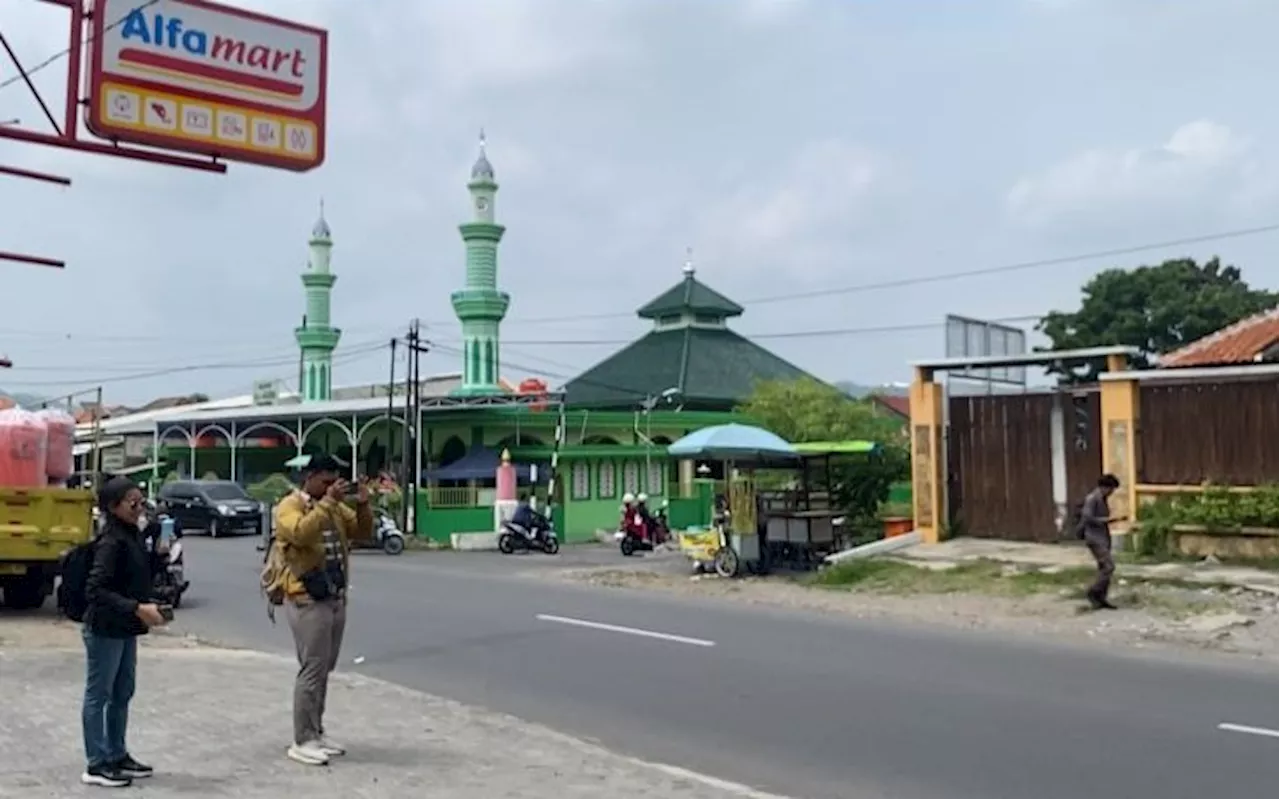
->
[171,536,1279,799]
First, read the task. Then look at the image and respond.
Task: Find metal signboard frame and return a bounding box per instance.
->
[944,314,1028,386]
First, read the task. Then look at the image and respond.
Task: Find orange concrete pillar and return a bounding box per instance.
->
[908,367,945,544]
[1099,357,1138,532]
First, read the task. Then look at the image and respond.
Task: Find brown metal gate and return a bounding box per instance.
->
[946,392,1102,542]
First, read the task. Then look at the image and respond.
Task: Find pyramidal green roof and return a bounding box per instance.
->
[636,273,744,319]
[563,327,812,409]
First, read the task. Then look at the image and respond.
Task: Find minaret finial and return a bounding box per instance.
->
[470,128,495,181]
[311,198,332,240]
[682,246,695,276]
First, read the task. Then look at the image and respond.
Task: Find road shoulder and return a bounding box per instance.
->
[542,550,1279,662]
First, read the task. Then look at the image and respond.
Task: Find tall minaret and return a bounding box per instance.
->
[294,203,342,402]
[450,131,510,396]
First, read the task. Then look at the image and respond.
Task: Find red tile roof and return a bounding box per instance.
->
[870,394,911,419]
[1160,309,1279,368]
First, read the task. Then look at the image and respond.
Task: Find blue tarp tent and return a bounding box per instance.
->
[424,446,546,483]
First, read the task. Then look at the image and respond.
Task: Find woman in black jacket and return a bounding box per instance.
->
[81,477,167,788]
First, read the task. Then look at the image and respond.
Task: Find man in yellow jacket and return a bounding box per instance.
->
[272,453,373,766]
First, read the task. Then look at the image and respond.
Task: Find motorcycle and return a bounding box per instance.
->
[373,509,406,555]
[498,519,559,555]
[616,504,671,557]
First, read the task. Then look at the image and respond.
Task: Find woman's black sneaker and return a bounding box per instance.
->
[80,766,132,787]
[114,755,154,778]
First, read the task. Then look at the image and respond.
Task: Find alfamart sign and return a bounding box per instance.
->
[87,0,328,171]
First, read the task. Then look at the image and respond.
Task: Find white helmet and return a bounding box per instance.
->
[636,493,648,503]
[622,492,636,504]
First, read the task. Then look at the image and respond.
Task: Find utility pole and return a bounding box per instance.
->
[384,337,396,476]
[297,314,307,398]
[393,320,430,536]
[399,322,414,532]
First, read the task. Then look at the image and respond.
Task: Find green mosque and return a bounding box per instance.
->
[142,135,817,542]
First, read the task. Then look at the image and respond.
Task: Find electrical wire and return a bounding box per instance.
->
[498,315,1044,347]
[488,224,1280,325]
[0,338,389,389]
[0,0,160,91]
[4,327,404,372]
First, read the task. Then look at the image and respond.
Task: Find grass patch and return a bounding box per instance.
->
[810,559,1096,597]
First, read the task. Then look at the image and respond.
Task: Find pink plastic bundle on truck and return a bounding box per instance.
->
[0,408,49,488]
[39,408,76,485]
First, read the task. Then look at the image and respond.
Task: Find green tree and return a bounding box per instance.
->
[1039,257,1277,377]
[737,378,909,533]
[737,378,903,444]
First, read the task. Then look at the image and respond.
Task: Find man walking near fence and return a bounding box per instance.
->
[1078,473,1124,610]
[269,454,372,766]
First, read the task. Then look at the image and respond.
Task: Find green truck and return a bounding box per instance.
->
[0,486,95,610]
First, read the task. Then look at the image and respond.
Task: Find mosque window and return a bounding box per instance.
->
[646,461,664,495]
[571,461,590,499]
[622,461,641,495]
[598,461,616,498]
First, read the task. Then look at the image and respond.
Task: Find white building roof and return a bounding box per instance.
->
[77,373,465,438]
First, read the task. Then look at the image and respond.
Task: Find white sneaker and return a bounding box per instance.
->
[287,742,330,766]
[317,736,346,757]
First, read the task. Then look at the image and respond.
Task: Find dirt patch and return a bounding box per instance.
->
[553,561,1279,661]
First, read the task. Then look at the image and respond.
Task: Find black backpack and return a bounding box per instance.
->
[57,536,100,623]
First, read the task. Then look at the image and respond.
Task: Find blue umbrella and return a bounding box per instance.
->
[667,423,798,463]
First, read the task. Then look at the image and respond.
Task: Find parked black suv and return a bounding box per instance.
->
[157,480,265,538]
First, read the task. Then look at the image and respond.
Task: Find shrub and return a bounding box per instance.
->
[1135,483,1278,556]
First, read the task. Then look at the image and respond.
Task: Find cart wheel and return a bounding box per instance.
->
[713,546,739,578]
[620,537,636,557]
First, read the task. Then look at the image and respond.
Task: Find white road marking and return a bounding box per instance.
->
[628,758,795,799]
[535,614,716,647]
[1217,722,1280,738]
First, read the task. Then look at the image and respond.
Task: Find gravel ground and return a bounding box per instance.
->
[547,550,1280,661]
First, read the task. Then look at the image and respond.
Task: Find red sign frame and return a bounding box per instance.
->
[84,0,328,172]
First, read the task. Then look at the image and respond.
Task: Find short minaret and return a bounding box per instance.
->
[294,203,342,402]
[451,131,511,396]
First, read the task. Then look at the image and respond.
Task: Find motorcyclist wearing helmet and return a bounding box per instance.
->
[635,493,654,538]
[620,492,645,539]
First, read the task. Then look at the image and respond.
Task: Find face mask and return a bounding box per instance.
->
[137,514,148,531]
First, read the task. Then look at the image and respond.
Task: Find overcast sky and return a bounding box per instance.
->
[2,0,1276,406]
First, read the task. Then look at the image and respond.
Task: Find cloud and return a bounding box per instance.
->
[389,1,640,97]
[737,0,808,27]
[1006,120,1273,229]
[692,139,892,275]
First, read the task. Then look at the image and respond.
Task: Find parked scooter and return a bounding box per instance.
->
[373,509,406,555]
[498,519,560,555]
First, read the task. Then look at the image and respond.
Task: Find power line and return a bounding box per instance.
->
[4,327,403,372]
[497,315,1044,347]
[0,0,160,92]
[490,224,1280,325]
[0,339,388,389]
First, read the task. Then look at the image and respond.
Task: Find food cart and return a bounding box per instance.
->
[758,440,879,569]
[667,424,800,578]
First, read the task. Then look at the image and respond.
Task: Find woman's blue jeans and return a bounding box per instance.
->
[81,628,137,769]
